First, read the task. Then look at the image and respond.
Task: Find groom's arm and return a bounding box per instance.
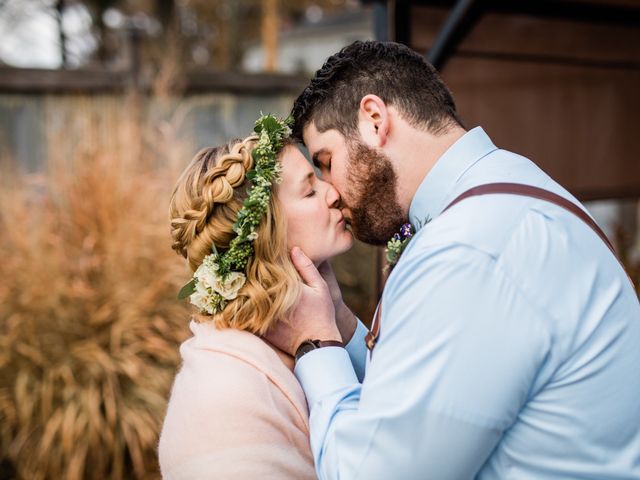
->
[322,262,368,382]
[342,314,368,382]
[294,244,551,480]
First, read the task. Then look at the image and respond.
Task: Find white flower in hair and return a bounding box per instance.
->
[189,253,247,314]
[190,279,215,314]
[215,271,246,300]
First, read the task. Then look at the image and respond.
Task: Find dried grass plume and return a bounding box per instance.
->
[0,116,191,479]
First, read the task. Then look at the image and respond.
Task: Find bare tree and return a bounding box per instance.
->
[55,0,67,67]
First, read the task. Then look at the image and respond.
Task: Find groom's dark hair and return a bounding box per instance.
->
[291,41,463,141]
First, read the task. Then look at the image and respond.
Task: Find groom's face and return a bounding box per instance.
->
[303,122,404,245]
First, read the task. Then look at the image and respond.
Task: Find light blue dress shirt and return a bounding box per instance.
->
[294,127,640,480]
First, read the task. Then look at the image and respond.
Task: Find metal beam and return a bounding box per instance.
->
[426,0,482,70]
[393,0,413,47]
[372,1,390,41]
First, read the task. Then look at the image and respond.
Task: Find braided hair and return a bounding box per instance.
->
[170,137,256,271]
[168,136,300,334]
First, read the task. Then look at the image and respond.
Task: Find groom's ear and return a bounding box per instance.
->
[358,95,389,147]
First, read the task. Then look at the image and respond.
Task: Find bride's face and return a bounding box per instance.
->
[276,145,354,264]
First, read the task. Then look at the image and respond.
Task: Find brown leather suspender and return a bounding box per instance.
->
[443,183,616,254]
[365,183,624,353]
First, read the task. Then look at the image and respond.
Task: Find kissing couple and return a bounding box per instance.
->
[159,41,640,480]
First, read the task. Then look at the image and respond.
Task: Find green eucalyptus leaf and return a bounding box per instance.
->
[260,115,279,132]
[177,278,196,300]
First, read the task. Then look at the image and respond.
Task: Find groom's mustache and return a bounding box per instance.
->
[338,204,354,223]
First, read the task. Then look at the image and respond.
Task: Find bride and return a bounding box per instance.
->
[158,115,354,479]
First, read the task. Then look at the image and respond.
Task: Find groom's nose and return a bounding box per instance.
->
[325,182,341,209]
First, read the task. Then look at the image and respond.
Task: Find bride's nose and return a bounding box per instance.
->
[325,182,340,209]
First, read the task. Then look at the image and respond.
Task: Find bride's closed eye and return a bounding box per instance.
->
[306,189,317,197]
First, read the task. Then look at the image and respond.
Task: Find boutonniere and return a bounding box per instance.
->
[385,217,431,268]
[385,223,415,268]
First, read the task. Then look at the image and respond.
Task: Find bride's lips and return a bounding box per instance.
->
[337,215,353,232]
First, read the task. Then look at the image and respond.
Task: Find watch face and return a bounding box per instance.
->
[295,340,318,360]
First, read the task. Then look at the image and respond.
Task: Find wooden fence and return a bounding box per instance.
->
[0,67,381,322]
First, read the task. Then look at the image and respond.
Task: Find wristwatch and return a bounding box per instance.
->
[294,339,344,362]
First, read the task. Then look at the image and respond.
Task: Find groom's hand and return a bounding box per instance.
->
[265,247,341,357]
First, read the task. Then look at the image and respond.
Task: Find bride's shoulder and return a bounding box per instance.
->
[164,326,306,430]
[172,320,306,409]
[179,321,263,371]
[181,320,276,366]
[175,321,283,394]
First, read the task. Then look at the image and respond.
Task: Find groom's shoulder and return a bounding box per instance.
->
[413,193,537,261]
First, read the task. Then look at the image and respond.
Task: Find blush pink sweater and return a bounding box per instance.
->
[158,321,316,479]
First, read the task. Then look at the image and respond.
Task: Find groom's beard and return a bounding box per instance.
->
[346,140,405,245]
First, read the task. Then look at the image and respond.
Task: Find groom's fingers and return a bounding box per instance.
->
[291,246,324,289]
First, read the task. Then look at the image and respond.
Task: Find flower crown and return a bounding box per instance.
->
[178,114,293,315]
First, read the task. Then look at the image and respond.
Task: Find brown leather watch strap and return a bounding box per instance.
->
[295,339,344,362]
[315,340,345,348]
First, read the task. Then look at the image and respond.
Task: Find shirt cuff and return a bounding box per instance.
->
[345,317,368,382]
[294,347,359,406]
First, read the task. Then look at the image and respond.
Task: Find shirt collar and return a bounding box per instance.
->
[409,127,498,230]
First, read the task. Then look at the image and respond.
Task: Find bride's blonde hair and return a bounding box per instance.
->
[169,135,300,335]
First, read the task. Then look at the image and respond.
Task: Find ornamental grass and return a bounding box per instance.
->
[0,112,191,479]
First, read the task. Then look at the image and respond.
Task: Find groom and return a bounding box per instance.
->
[269,41,640,479]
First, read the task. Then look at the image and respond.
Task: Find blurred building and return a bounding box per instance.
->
[243,8,374,74]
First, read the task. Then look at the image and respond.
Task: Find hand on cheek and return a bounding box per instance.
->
[264,247,341,356]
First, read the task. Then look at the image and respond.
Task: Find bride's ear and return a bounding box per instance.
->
[358,94,389,147]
